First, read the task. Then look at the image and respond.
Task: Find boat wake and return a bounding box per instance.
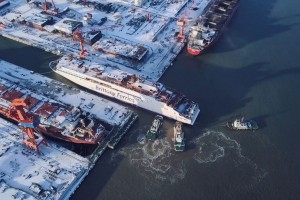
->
[190,130,268,185]
[116,135,187,184]
[111,129,267,186]
[190,130,230,163]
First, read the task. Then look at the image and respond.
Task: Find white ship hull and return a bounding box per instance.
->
[54,68,200,125]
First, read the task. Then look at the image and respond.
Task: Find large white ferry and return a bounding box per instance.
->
[50,56,200,125]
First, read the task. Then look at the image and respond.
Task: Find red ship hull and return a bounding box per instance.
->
[187,47,201,56]
[37,126,105,144]
[0,107,103,145]
[0,84,108,145]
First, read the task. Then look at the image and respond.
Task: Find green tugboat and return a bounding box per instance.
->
[174,121,185,151]
[146,115,163,140]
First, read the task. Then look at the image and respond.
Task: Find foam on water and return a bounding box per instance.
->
[191,130,268,185]
[118,136,187,184]
[109,125,188,184]
[111,128,267,186]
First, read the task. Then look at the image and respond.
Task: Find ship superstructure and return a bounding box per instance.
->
[50,55,200,125]
[187,0,239,55]
[0,77,111,144]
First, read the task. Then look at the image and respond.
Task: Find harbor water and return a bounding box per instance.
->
[1,0,300,199]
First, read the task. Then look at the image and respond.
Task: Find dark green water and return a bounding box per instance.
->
[1,0,300,199]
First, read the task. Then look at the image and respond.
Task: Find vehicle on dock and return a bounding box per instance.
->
[145,115,163,140]
[174,121,185,151]
[227,117,259,130]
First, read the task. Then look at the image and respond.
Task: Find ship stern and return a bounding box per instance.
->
[187,47,201,56]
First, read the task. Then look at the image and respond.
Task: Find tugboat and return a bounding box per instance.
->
[145,115,163,140]
[227,117,259,130]
[174,122,185,151]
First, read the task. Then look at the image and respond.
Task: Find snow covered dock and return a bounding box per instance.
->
[0,119,90,200]
[0,59,136,127]
[0,59,138,199]
[0,0,212,81]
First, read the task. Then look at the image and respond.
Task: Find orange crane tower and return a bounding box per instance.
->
[73,29,89,59]
[177,15,187,41]
[73,25,123,58]
[43,0,58,16]
[11,98,47,152]
[177,1,197,41]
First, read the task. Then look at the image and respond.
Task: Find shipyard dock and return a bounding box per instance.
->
[0,118,90,200]
[0,59,138,199]
[0,0,211,81]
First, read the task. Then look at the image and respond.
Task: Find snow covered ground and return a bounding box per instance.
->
[0,118,90,200]
[0,59,138,200]
[0,59,134,126]
[0,0,211,81]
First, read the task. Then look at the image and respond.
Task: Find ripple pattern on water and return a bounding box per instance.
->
[116,135,187,184]
[191,130,268,185]
[111,129,267,186]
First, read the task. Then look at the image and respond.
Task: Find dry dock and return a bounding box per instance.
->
[0,59,138,199]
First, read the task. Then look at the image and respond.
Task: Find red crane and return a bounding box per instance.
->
[177,15,187,41]
[73,29,89,59]
[11,98,47,152]
[0,22,5,29]
[73,25,123,58]
[177,1,197,41]
[43,0,58,16]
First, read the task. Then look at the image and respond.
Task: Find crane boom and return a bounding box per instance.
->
[11,98,47,152]
[176,0,198,41]
[73,29,89,59]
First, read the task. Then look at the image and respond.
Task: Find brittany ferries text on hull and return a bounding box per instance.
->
[50,55,200,125]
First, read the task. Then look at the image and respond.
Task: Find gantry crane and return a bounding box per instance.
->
[11,98,47,152]
[73,29,89,59]
[176,0,198,41]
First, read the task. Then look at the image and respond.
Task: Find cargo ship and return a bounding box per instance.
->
[187,0,239,55]
[50,55,200,125]
[0,77,112,144]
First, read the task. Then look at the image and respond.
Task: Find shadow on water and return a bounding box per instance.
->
[162,52,300,140]
[0,37,59,71]
[70,122,144,200]
[205,0,295,53]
